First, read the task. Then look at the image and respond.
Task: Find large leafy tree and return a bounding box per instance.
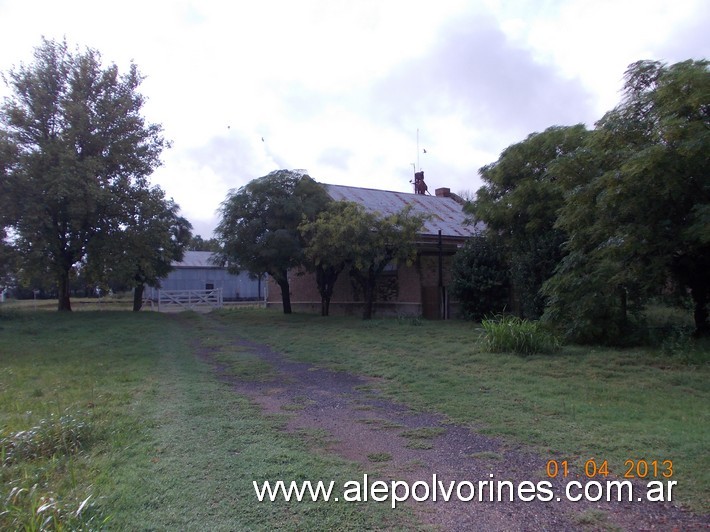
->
[1,38,169,311]
[544,60,710,340]
[0,132,16,291]
[88,186,192,311]
[0,228,13,295]
[299,201,357,316]
[347,205,424,320]
[470,125,589,318]
[215,169,330,314]
[301,202,424,320]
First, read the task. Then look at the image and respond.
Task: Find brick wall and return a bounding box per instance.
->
[266,251,460,318]
[419,254,455,287]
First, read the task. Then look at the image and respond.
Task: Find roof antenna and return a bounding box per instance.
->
[412,128,428,195]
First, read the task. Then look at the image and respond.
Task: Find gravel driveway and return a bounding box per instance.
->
[197,323,708,531]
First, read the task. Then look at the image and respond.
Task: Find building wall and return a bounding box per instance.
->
[147,268,264,301]
[267,252,460,318]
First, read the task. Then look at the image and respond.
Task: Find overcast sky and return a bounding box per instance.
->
[1,0,708,238]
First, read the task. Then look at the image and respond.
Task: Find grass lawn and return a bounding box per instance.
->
[1,296,135,312]
[0,310,417,530]
[211,308,710,514]
[1,305,708,528]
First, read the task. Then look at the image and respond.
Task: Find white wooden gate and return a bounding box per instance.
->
[157,289,223,311]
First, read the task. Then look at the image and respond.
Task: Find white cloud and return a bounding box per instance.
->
[1,0,708,237]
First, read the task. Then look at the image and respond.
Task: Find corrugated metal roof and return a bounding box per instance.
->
[325,184,479,238]
[173,251,221,268]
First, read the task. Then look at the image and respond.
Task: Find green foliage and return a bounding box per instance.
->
[481,315,561,356]
[642,308,709,365]
[544,59,710,340]
[472,62,708,340]
[659,325,695,356]
[298,201,357,315]
[470,125,589,318]
[0,227,15,292]
[450,234,510,320]
[216,169,330,314]
[508,231,567,319]
[541,250,639,345]
[474,124,589,235]
[186,234,221,252]
[1,38,170,311]
[346,205,425,320]
[0,133,16,289]
[89,186,192,310]
[299,201,425,319]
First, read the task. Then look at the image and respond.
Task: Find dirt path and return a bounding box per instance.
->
[195,320,707,531]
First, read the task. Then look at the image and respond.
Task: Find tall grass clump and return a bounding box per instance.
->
[481,315,560,356]
[2,484,107,531]
[1,413,90,464]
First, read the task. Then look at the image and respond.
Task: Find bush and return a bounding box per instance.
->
[450,235,510,321]
[481,315,561,356]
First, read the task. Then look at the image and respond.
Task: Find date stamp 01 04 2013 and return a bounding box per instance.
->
[545,459,674,480]
[545,459,677,503]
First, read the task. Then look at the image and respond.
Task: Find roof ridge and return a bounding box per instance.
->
[324,182,428,197]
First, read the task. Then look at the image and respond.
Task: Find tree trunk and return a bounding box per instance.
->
[351,268,376,320]
[691,284,709,337]
[57,270,72,312]
[133,283,144,312]
[278,278,292,314]
[362,281,375,320]
[618,285,628,323]
[316,265,342,317]
[672,251,710,337]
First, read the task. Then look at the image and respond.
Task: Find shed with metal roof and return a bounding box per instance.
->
[146,251,265,301]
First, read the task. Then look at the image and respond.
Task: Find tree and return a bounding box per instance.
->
[348,206,424,320]
[215,169,330,314]
[0,228,14,295]
[0,131,16,291]
[470,125,589,318]
[187,234,221,252]
[125,192,192,312]
[301,202,424,320]
[1,38,168,311]
[88,186,192,311]
[544,60,710,340]
[299,201,360,316]
[450,234,510,321]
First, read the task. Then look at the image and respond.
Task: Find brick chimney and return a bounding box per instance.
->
[434,187,466,205]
